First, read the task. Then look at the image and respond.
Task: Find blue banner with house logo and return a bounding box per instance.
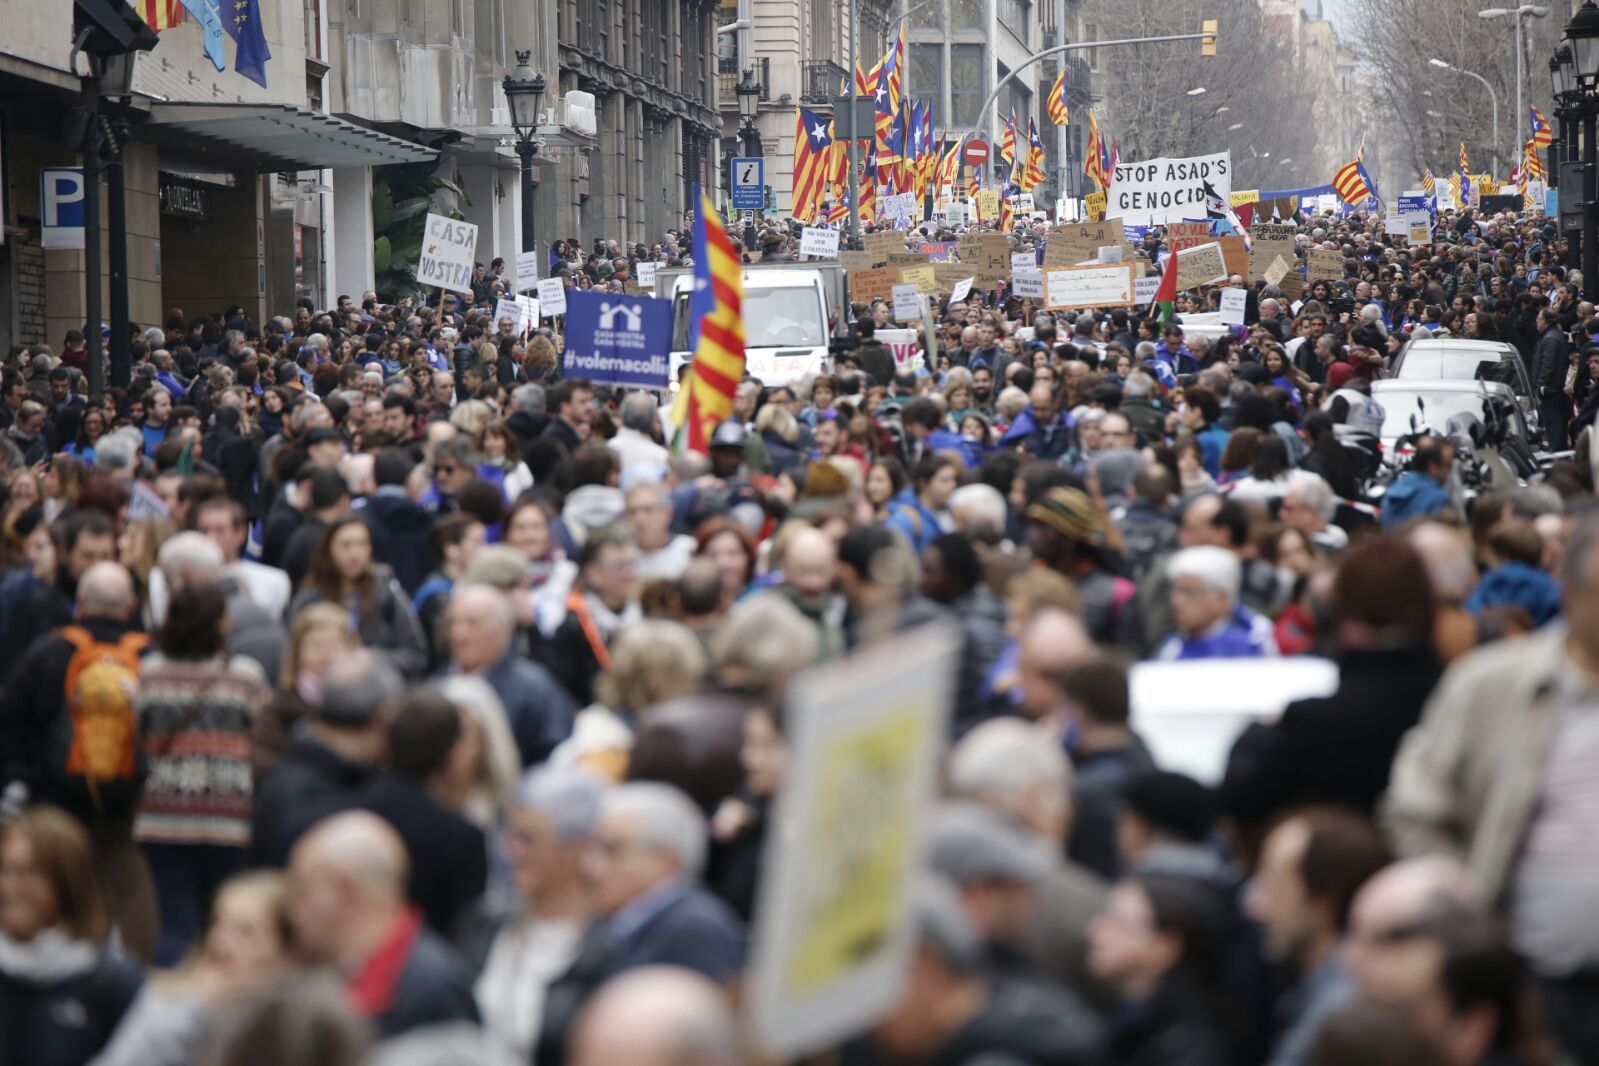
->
[562,289,672,389]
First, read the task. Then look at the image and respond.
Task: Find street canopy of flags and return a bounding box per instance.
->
[789,25,1108,228]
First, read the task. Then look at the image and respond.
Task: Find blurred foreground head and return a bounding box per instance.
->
[571,966,741,1066]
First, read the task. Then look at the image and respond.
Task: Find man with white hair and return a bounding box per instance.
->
[610,391,670,473]
[948,719,1109,1004]
[539,782,744,1065]
[1280,470,1348,551]
[289,810,479,1040]
[949,483,1007,548]
[1158,545,1277,659]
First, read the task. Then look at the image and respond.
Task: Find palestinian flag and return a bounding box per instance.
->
[1150,253,1177,329]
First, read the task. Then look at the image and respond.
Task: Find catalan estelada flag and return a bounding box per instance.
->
[937,138,960,191]
[1525,138,1545,180]
[1530,106,1553,148]
[1421,169,1436,197]
[138,0,182,30]
[859,143,878,222]
[1022,118,1048,191]
[1047,68,1069,126]
[1333,158,1374,206]
[1084,111,1108,192]
[1459,142,1470,174]
[827,189,851,225]
[672,190,745,456]
[791,107,833,223]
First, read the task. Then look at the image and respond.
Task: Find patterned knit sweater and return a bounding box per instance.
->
[133,653,270,847]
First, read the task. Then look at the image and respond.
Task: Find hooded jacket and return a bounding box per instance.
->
[362,489,439,597]
[1380,470,1452,531]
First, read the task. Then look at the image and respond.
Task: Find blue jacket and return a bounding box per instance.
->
[1155,339,1198,374]
[1195,424,1230,479]
[1466,561,1562,627]
[1381,471,1452,531]
[1000,406,1074,461]
[1158,608,1276,660]
[476,651,577,767]
[884,486,943,554]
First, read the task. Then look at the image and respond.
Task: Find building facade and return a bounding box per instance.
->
[0,0,724,356]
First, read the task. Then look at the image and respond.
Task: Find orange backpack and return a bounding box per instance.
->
[53,626,149,807]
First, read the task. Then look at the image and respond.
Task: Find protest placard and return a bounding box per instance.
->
[1016,193,1035,213]
[1165,221,1214,253]
[841,251,882,271]
[1084,191,1107,221]
[1012,251,1038,273]
[514,250,540,291]
[747,623,958,1058]
[562,290,671,389]
[1262,255,1291,287]
[800,227,840,258]
[1107,151,1232,226]
[862,231,906,257]
[849,267,900,304]
[949,277,975,304]
[1133,274,1160,306]
[1045,220,1128,266]
[536,277,567,317]
[887,253,930,267]
[417,213,478,294]
[1098,245,1124,263]
[1305,248,1345,281]
[891,283,922,322]
[977,190,999,218]
[881,192,918,220]
[1012,270,1044,298]
[1230,189,1260,208]
[492,295,539,334]
[899,265,937,294]
[1405,213,1432,245]
[635,261,658,287]
[1043,263,1137,311]
[1173,242,1228,290]
[1219,287,1247,325]
[918,241,958,262]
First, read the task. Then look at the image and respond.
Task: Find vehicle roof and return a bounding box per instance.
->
[1399,337,1519,354]
[1373,378,1516,396]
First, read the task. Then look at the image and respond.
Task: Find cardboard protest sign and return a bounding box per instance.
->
[841,251,882,271]
[1045,220,1128,266]
[1107,152,1232,226]
[746,624,958,1059]
[1248,223,1296,279]
[899,265,937,294]
[1262,255,1291,286]
[977,190,999,218]
[863,231,906,257]
[1172,242,1228,290]
[1043,263,1137,311]
[1305,248,1345,281]
[1084,191,1106,221]
[849,267,901,304]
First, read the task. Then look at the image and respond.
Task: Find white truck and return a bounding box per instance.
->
[653,261,846,387]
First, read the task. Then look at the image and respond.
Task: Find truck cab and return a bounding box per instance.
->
[655,262,844,387]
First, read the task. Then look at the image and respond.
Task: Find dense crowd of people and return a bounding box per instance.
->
[0,197,1595,1066]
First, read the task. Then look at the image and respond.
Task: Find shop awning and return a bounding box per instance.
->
[142,102,438,171]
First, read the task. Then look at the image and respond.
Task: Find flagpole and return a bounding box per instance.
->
[847,0,861,245]
[1056,0,1068,205]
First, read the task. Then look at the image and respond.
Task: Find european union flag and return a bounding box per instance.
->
[224,0,271,88]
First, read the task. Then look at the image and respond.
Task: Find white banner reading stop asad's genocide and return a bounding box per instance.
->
[1107,151,1232,227]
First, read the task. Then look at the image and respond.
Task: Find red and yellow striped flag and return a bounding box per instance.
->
[672,191,745,455]
[138,0,182,30]
[1047,69,1068,126]
[791,107,833,223]
[1084,111,1108,192]
[1000,109,1017,165]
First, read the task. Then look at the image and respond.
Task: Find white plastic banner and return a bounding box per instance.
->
[1107,151,1232,226]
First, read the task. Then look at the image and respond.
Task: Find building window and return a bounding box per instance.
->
[909,43,940,101]
[950,44,983,127]
[950,0,984,33]
[997,0,1029,45]
[1083,22,1099,73]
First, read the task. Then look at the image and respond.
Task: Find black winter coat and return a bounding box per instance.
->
[0,951,142,1066]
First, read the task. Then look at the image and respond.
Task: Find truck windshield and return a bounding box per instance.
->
[673,283,826,351]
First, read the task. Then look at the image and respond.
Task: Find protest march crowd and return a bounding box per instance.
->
[3,180,1599,1066]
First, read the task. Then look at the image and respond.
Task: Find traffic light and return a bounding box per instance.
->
[1201,19,1218,57]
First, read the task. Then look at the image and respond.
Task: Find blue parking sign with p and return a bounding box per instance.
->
[731,157,764,210]
[41,168,86,250]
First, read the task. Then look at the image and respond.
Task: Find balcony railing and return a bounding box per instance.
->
[717,55,770,105]
[801,59,849,104]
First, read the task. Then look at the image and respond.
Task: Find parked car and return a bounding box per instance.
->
[1390,336,1540,440]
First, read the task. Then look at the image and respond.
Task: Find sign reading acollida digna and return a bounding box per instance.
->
[1107,151,1232,227]
[563,289,672,389]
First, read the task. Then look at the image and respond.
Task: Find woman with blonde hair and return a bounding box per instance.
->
[42,454,89,522]
[253,603,359,779]
[547,619,707,780]
[432,675,523,829]
[118,514,177,623]
[90,872,300,1066]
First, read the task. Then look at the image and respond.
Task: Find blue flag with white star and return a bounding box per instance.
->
[224,0,271,88]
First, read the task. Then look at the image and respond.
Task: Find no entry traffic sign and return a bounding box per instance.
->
[963,140,990,166]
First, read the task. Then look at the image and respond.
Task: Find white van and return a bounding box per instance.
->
[654,262,844,387]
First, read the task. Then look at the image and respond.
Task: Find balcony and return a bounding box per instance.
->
[801,60,850,104]
[718,56,770,105]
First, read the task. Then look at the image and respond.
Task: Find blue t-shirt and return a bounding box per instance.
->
[141,422,167,457]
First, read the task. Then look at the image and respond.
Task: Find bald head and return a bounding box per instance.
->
[782,526,837,599]
[1408,522,1477,602]
[293,810,408,898]
[75,561,136,621]
[1019,607,1093,676]
[1345,855,1484,1004]
[572,967,740,1066]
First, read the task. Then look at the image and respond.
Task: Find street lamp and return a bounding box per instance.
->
[502,50,547,279]
[736,68,763,157]
[1430,58,1501,170]
[1482,4,1550,177]
[1565,0,1599,289]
